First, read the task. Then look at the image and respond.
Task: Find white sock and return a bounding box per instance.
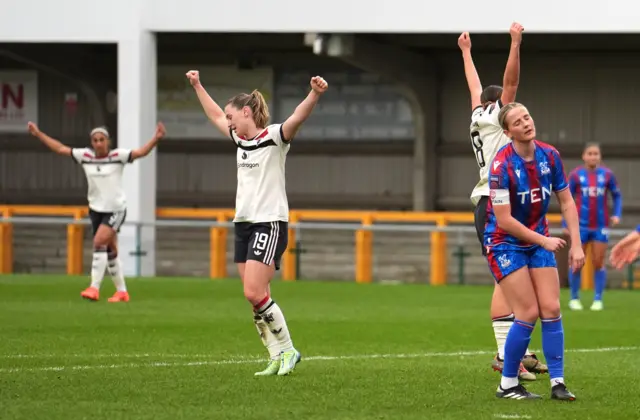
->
[90,249,108,289]
[255,298,294,353]
[492,318,513,359]
[551,377,565,387]
[107,257,127,292]
[524,349,532,357]
[501,376,519,390]
[253,314,280,360]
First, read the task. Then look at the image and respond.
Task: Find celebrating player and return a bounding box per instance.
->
[459,22,547,381]
[610,225,640,269]
[186,69,328,376]
[564,143,622,311]
[486,102,584,400]
[27,121,165,302]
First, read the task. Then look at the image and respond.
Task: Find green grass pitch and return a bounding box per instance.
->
[1,275,639,420]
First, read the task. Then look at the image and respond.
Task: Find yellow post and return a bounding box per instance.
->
[282,212,298,281]
[0,222,13,274]
[210,212,228,279]
[355,214,373,283]
[581,243,594,290]
[429,217,448,285]
[66,223,84,275]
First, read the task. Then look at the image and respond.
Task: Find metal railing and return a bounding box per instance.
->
[0,210,637,289]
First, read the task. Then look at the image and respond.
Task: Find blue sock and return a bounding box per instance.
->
[503,319,535,378]
[594,268,606,301]
[541,316,564,380]
[569,269,581,300]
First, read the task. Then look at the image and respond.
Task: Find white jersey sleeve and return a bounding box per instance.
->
[270,123,290,146]
[471,105,484,123]
[109,148,133,163]
[71,148,89,163]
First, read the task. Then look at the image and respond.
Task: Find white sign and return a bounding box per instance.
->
[157,65,273,139]
[0,71,38,132]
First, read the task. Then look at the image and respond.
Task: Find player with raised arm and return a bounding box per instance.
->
[564,143,622,311]
[186,69,328,376]
[27,121,165,302]
[610,225,640,270]
[459,22,547,381]
[487,102,584,401]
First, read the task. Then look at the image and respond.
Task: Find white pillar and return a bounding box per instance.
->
[117,31,157,277]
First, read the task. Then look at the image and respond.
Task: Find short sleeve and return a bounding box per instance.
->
[471,106,483,123]
[270,123,289,146]
[550,148,568,192]
[489,157,510,205]
[70,148,86,163]
[112,148,133,163]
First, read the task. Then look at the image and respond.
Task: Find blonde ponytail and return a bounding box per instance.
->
[250,90,270,128]
[227,90,270,128]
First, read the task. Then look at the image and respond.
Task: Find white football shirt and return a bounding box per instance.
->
[231,124,290,223]
[469,100,511,205]
[71,148,132,212]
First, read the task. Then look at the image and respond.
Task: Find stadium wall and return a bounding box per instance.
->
[3,46,640,218]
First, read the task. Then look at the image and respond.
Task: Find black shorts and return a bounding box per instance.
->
[474,196,489,256]
[89,208,127,236]
[234,221,288,270]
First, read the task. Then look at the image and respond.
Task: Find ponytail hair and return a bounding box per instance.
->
[227,89,270,128]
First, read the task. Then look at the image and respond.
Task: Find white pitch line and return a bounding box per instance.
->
[494,415,532,419]
[0,346,636,374]
[0,353,219,360]
[1,345,637,360]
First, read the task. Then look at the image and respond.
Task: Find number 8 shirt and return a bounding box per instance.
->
[469,100,511,206]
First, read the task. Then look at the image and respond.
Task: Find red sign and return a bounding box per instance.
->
[0,71,38,132]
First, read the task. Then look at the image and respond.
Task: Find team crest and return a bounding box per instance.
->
[539,161,550,175]
[498,254,511,268]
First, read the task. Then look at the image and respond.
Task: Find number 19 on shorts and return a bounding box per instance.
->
[252,232,270,256]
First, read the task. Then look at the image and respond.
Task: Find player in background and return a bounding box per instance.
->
[610,225,640,270]
[563,143,622,311]
[27,121,166,302]
[459,22,547,381]
[487,102,584,400]
[186,69,328,376]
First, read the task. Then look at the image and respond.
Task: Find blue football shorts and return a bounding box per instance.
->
[580,227,609,244]
[487,245,557,283]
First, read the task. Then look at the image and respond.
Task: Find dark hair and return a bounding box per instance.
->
[497,102,526,130]
[583,142,601,152]
[481,85,503,106]
[227,90,270,128]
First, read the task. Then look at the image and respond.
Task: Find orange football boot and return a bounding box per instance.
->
[108,291,130,303]
[80,287,100,301]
